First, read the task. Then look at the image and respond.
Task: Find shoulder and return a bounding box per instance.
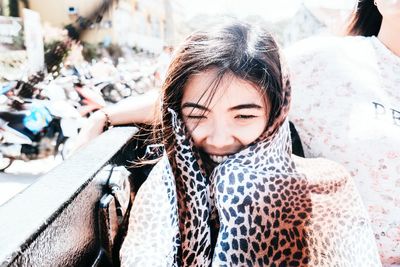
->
[284,35,370,65]
[292,155,350,187]
[285,36,341,57]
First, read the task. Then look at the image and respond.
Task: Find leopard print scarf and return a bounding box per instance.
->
[163,76,293,266]
[120,68,380,265]
[120,108,381,266]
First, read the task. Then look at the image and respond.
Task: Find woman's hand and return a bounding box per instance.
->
[66,90,161,157]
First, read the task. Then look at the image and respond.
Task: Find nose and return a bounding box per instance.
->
[206,121,235,151]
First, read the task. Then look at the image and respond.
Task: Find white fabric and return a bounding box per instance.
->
[286,35,400,266]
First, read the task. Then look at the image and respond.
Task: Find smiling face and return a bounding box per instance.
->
[181,69,269,164]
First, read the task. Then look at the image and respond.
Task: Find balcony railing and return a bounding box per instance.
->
[0,126,138,267]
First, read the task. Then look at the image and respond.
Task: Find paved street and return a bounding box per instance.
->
[0,157,62,206]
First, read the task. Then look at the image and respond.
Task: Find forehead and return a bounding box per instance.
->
[182,69,265,106]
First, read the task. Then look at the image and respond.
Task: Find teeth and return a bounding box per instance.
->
[209,154,229,163]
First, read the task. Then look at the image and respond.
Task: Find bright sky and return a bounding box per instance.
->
[180,0,356,21]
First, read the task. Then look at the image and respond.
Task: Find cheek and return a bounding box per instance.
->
[184,121,208,147]
[378,0,400,17]
[235,117,267,145]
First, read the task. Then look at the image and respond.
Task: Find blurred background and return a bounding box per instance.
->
[0,0,356,205]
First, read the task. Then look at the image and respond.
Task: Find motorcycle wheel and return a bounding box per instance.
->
[0,154,14,172]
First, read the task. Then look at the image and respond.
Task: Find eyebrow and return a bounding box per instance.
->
[181,103,263,112]
[228,104,263,111]
[181,102,210,111]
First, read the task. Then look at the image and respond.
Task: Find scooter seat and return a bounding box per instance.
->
[0,111,26,124]
[0,111,36,141]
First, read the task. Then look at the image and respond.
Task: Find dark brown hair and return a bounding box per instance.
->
[155,19,288,168]
[346,0,382,36]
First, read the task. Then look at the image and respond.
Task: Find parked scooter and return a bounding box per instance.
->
[0,98,80,171]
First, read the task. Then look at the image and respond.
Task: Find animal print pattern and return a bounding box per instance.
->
[120,108,381,266]
[119,154,179,266]
[209,120,381,266]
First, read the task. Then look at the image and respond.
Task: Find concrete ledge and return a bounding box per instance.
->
[0,127,138,266]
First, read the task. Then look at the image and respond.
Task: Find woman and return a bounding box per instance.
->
[119,20,380,266]
[286,1,400,265]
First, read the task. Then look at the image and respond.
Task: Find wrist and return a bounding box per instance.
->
[99,109,113,132]
[98,109,113,131]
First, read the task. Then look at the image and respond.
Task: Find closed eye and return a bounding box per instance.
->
[235,115,257,119]
[187,115,207,119]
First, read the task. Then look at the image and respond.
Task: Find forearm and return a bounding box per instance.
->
[102,89,161,126]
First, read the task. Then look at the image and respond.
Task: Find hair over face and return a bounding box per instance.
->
[157,20,290,166]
